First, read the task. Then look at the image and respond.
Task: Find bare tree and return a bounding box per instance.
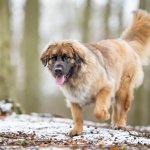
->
[130,86,144,125]
[103,0,111,38]
[117,1,124,36]
[0,0,12,99]
[139,0,146,10]
[131,0,150,125]
[146,0,150,11]
[82,0,92,42]
[21,0,40,112]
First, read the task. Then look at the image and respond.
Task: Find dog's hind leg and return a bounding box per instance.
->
[111,72,134,128]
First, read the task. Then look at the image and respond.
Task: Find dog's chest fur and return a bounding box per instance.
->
[60,61,103,107]
[60,81,96,107]
[59,52,108,107]
[59,70,99,107]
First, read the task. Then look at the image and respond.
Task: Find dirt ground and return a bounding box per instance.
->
[0,113,150,150]
[0,100,150,150]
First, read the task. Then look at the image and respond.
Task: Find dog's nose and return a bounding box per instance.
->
[55,67,63,75]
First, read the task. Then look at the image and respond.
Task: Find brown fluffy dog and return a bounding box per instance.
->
[40,10,150,136]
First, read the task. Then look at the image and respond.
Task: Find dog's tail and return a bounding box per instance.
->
[121,10,150,65]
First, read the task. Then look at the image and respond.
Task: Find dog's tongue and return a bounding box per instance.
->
[56,75,65,85]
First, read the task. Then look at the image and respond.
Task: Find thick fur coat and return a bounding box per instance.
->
[40,10,150,136]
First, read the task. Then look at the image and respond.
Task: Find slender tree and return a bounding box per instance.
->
[139,0,150,11]
[0,0,12,99]
[117,0,124,36]
[131,0,150,125]
[103,0,111,38]
[21,0,40,112]
[146,0,150,11]
[82,0,92,42]
[139,0,146,10]
[130,86,144,125]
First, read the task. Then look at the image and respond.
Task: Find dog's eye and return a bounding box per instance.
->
[66,57,71,62]
[62,55,71,63]
[51,55,57,63]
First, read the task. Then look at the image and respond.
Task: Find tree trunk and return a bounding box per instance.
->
[21,0,40,112]
[139,0,150,11]
[103,0,111,38]
[139,0,146,10]
[117,1,124,36]
[146,0,150,11]
[130,86,143,125]
[0,0,12,99]
[137,0,150,125]
[82,0,92,42]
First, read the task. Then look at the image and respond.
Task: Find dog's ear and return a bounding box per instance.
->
[40,46,51,67]
[40,50,48,67]
[74,47,86,65]
[62,42,85,64]
[67,43,85,64]
[40,44,56,66]
[74,51,85,65]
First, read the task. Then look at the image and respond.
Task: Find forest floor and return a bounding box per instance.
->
[0,100,150,150]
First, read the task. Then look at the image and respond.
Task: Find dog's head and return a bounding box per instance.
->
[40,40,85,85]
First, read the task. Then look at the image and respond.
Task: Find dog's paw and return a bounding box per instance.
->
[94,108,110,121]
[67,127,82,137]
[114,126,127,131]
[111,119,126,129]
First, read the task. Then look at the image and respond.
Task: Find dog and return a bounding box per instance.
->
[40,10,150,136]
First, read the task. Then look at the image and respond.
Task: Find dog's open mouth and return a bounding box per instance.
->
[55,75,65,85]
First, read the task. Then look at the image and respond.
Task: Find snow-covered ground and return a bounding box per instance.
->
[0,113,150,149]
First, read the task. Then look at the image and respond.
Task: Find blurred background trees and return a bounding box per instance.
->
[0,0,150,125]
[20,0,40,112]
[0,0,13,99]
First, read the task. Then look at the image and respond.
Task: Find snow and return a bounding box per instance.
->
[0,100,13,113]
[0,113,150,148]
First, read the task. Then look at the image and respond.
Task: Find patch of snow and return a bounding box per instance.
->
[0,100,13,113]
[0,114,150,147]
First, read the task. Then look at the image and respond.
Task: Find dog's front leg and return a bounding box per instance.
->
[94,86,112,121]
[68,102,83,137]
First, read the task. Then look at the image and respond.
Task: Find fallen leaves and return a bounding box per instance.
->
[0,113,150,149]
